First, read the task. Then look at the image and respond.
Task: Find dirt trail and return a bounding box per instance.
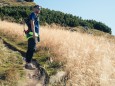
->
[0,37,49,86]
[24,65,45,86]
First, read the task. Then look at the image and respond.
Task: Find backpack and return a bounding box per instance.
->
[23,17,31,34]
[24,13,38,34]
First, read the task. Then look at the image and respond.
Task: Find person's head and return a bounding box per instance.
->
[33,5,41,14]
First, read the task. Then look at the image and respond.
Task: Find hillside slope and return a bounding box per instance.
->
[0,6,112,34]
[0,38,24,85]
[0,0,35,6]
[0,37,49,86]
[0,21,115,86]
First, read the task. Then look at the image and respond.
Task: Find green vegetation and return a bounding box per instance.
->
[24,0,34,2]
[0,39,24,86]
[0,6,112,34]
[0,31,61,77]
[0,0,35,6]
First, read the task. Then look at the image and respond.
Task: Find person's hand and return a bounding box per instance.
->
[35,38,38,43]
[33,34,36,39]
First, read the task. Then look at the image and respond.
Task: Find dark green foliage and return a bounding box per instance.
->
[0,6,111,34]
[24,0,34,2]
[86,20,112,34]
[0,6,32,23]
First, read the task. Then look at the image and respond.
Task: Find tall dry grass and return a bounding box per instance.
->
[0,21,115,86]
[0,21,25,42]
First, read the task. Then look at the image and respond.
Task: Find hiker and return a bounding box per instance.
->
[24,5,41,69]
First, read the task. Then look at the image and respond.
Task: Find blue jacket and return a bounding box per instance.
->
[29,12,39,34]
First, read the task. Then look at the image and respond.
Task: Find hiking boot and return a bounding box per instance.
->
[25,63,36,70]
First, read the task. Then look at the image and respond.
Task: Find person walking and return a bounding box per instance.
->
[24,5,41,69]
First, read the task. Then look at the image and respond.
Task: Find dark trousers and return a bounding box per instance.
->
[26,38,36,63]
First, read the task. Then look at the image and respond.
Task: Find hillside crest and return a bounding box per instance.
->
[0,0,35,6]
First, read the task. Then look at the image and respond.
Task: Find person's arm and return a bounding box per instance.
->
[30,13,36,39]
[30,20,36,38]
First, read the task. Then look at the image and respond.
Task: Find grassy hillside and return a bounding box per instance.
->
[0,0,35,6]
[0,39,24,86]
[0,20,62,77]
[47,24,115,42]
[0,21,115,86]
[0,6,112,34]
[0,37,46,86]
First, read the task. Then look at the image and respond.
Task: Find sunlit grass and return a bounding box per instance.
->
[0,21,115,85]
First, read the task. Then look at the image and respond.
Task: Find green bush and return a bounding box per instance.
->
[0,6,111,34]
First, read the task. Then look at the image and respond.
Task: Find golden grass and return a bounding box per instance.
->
[0,21,25,41]
[0,21,115,86]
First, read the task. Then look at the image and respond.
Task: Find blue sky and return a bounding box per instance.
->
[35,0,115,35]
